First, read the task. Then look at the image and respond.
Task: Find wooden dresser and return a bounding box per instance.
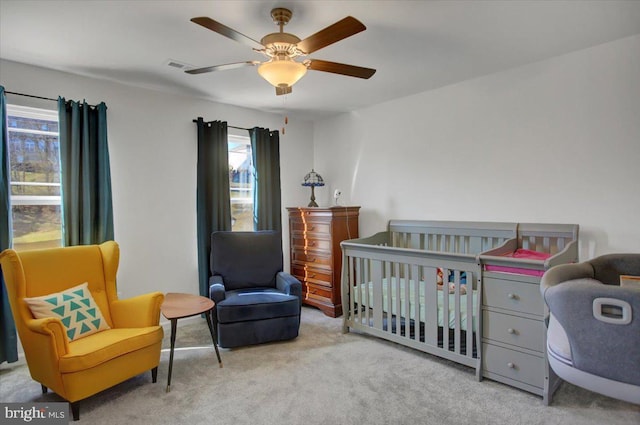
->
[287,206,359,317]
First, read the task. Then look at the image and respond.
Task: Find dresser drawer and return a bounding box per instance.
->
[304,282,333,301]
[291,249,332,268]
[482,343,544,389]
[482,311,544,352]
[290,220,331,235]
[482,277,543,316]
[291,235,331,251]
[292,265,333,287]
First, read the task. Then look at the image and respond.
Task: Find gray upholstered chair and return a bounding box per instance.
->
[209,231,302,348]
[540,254,640,405]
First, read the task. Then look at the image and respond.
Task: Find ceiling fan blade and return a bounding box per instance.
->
[306,59,376,79]
[296,16,366,54]
[185,61,261,75]
[191,17,264,50]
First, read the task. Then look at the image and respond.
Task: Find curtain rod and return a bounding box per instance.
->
[5,90,97,107]
[192,118,251,132]
[5,91,57,102]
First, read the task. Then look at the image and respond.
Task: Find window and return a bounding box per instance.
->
[7,105,62,251]
[228,134,254,231]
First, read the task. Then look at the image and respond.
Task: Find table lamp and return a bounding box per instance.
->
[302,169,324,207]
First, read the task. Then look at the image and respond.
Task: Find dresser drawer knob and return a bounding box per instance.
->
[308,226,315,231]
[507,328,516,334]
[309,274,316,278]
[507,293,519,300]
[308,241,316,246]
[308,258,316,262]
[507,362,515,369]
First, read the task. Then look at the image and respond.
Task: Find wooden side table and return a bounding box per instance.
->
[161,292,223,392]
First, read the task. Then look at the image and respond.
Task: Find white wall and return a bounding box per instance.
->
[2,32,639,304]
[313,35,640,259]
[1,59,314,300]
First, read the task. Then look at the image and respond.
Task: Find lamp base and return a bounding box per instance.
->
[308,185,318,207]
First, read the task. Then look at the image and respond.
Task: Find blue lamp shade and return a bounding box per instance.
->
[301,169,324,207]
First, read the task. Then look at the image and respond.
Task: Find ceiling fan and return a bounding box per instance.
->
[186,7,376,95]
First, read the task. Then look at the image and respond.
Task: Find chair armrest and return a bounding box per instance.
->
[541,262,594,297]
[276,272,302,300]
[110,292,164,328]
[25,317,69,358]
[209,275,226,304]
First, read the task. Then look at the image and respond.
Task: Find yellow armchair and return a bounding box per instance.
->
[0,241,164,421]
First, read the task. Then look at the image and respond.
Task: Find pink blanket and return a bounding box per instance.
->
[484,249,552,277]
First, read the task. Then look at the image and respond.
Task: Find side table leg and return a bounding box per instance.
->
[167,319,177,392]
[205,309,223,367]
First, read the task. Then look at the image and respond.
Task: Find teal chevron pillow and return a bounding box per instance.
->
[24,282,110,341]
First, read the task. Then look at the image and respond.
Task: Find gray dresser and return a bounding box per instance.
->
[481,271,559,403]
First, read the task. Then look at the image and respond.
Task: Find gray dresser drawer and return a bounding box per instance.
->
[483,277,543,316]
[482,343,544,389]
[482,311,544,352]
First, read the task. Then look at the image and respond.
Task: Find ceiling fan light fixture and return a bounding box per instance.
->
[257,57,307,88]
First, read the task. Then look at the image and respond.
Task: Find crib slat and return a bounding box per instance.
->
[442,268,450,351]
[398,263,411,338]
[466,269,474,358]
[348,256,356,322]
[543,237,550,253]
[380,261,391,332]
[387,262,401,334]
[454,270,461,354]
[390,262,398,335]
[372,260,383,329]
[412,264,420,340]
[425,265,438,346]
[354,257,359,324]
[360,258,366,325]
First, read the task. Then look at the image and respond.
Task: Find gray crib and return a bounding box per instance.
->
[340,220,578,400]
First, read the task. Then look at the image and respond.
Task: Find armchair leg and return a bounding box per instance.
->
[41,384,48,394]
[205,309,223,368]
[70,402,79,421]
[151,367,158,383]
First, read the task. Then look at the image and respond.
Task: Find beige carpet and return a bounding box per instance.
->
[1,306,638,424]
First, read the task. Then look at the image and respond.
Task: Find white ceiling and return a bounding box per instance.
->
[2,0,640,121]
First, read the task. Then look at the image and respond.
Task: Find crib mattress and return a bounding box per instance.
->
[354,277,478,332]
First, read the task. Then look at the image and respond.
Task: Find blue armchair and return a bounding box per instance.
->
[209,231,302,348]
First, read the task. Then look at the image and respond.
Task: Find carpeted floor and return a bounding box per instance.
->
[1,306,638,424]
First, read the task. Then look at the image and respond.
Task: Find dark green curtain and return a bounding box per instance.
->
[196,118,231,297]
[58,98,114,246]
[0,86,18,364]
[250,127,282,232]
